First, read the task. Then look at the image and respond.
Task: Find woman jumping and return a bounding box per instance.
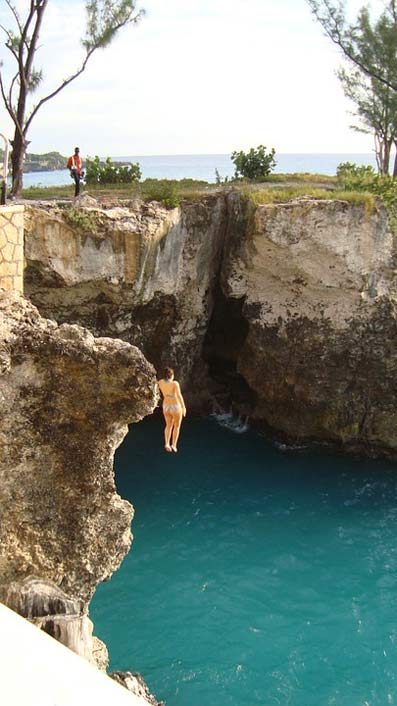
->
[158,367,186,453]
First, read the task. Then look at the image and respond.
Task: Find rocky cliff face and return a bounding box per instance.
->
[24,193,397,454]
[25,197,226,403]
[220,194,397,452]
[0,290,157,604]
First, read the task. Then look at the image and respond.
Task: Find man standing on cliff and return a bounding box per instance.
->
[67,147,83,197]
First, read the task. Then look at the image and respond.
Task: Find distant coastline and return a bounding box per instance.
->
[17,152,377,188]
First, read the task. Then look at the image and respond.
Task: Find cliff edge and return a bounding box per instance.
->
[24,192,397,455]
[0,291,157,603]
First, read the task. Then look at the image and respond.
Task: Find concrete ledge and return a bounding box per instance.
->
[0,204,24,214]
[0,603,150,706]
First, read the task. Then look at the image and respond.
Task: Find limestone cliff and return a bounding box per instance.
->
[220,194,397,452]
[25,196,226,400]
[0,290,157,603]
[24,193,397,454]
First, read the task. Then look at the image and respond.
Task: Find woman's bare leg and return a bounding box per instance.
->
[171,411,183,452]
[163,411,173,451]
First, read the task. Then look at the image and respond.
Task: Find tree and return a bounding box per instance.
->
[0,1,144,196]
[307,1,397,174]
[307,1,397,91]
[338,64,397,174]
[231,145,276,180]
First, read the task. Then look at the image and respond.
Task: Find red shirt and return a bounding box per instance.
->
[67,154,82,176]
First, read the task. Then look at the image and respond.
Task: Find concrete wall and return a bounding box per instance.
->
[0,204,24,292]
[0,603,150,706]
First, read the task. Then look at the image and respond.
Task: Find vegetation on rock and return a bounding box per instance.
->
[231,145,276,180]
[21,177,210,205]
[337,161,397,229]
[20,170,394,221]
[140,179,180,208]
[86,156,141,185]
[63,208,102,234]
[243,182,376,213]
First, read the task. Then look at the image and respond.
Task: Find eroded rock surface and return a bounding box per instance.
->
[220,195,397,451]
[23,193,397,454]
[0,291,157,603]
[25,197,227,401]
[111,671,164,706]
[5,577,95,662]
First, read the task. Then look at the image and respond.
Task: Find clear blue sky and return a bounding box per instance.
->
[0,0,379,156]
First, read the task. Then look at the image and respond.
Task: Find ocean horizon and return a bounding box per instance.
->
[20,152,377,188]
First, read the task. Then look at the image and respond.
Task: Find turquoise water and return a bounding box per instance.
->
[91,416,397,706]
[20,153,377,187]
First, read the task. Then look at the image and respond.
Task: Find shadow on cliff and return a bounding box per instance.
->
[202,287,258,416]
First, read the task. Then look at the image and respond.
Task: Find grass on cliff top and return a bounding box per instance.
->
[241,185,376,212]
[263,172,337,185]
[19,175,373,210]
[20,178,210,202]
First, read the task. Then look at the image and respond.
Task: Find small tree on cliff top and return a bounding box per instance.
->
[0,0,144,196]
[231,145,276,180]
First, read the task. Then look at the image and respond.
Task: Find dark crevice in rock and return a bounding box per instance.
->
[131,293,179,373]
[203,287,257,414]
[25,261,67,288]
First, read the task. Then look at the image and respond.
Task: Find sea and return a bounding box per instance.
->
[20,153,377,187]
[90,415,397,706]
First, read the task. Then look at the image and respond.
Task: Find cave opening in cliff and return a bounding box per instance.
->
[203,288,257,414]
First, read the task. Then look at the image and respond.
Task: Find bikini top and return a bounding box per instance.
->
[163,379,176,399]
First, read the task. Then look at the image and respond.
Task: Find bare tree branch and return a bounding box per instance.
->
[307,0,397,91]
[24,47,95,133]
[23,0,48,90]
[18,0,43,90]
[0,23,20,62]
[8,72,18,111]
[4,0,23,35]
[25,6,143,132]
[390,1,397,24]
[0,0,144,195]
[0,72,18,128]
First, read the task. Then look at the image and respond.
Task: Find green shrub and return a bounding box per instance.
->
[336,162,376,190]
[86,156,141,185]
[63,208,101,233]
[336,161,397,229]
[140,179,180,208]
[174,178,209,189]
[231,145,276,180]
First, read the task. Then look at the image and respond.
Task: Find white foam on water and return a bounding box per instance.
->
[210,408,249,434]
